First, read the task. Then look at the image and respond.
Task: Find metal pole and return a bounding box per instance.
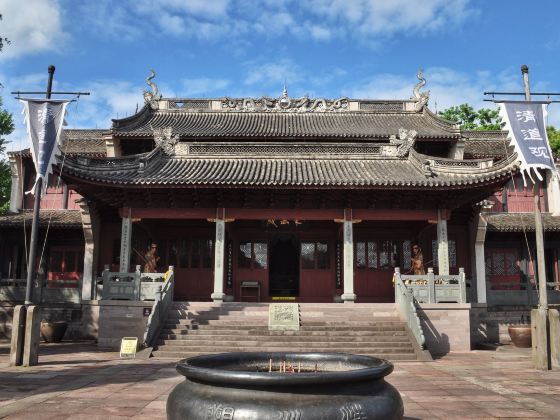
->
[24,65,55,305]
[522,65,548,310]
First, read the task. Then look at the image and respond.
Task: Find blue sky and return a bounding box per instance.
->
[1,0,560,152]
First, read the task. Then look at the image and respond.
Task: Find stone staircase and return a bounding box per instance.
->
[152,302,423,361]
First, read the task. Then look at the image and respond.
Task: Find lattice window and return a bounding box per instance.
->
[317,242,329,269]
[188,144,381,156]
[367,242,377,268]
[169,100,210,109]
[359,102,404,111]
[355,242,366,269]
[379,241,396,269]
[238,242,252,268]
[301,243,315,269]
[402,240,412,270]
[253,242,268,269]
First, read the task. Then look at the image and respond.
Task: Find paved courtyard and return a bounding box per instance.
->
[0,341,559,419]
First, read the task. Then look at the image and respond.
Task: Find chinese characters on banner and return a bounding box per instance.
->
[19,99,69,196]
[499,101,557,184]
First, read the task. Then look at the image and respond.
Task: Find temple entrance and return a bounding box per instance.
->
[269,234,300,297]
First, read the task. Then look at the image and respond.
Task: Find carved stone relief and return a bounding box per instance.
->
[153,127,179,156]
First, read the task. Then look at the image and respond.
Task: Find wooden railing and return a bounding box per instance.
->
[394,268,425,349]
[143,267,175,348]
[400,267,467,304]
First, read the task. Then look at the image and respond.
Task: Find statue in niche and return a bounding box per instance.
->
[411,244,425,275]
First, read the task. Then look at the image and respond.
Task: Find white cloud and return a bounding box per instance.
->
[76,0,476,44]
[180,78,230,96]
[244,59,303,87]
[0,0,68,59]
[306,0,475,37]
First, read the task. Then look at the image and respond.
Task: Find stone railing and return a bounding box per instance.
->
[0,276,80,304]
[143,267,175,348]
[400,267,467,304]
[487,280,560,306]
[100,265,170,301]
[394,268,425,349]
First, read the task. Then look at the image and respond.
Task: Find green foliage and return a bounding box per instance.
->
[438,103,503,131]
[0,96,14,214]
[547,126,560,156]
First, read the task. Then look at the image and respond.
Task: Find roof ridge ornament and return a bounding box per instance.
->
[389,128,418,157]
[412,69,430,111]
[143,69,162,110]
[221,96,349,113]
[153,126,178,156]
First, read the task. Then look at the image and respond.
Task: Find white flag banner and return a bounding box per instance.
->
[20,99,69,196]
[499,101,557,184]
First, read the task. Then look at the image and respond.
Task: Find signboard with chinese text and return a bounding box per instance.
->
[19,99,70,196]
[499,101,557,182]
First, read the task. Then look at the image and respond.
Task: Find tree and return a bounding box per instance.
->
[547,126,560,156]
[438,103,503,131]
[0,97,14,214]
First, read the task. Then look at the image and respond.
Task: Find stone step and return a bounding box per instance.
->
[163,323,405,332]
[161,330,408,340]
[159,332,411,340]
[158,339,414,348]
[165,319,403,326]
[152,350,416,360]
[155,344,415,353]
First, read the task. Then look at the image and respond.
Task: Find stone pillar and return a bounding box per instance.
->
[8,156,23,213]
[474,213,488,304]
[211,210,226,302]
[547,170,560,216]
[105,135,122,158]
[22,305,41,366]
[341,210,356,303]
[119,208,132,273]
[436,209,449,276]
[79,199,100,301]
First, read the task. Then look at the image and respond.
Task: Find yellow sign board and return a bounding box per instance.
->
[120,337,138,358]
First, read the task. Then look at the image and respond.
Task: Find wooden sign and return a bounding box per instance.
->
[119,337,138,358]
[269,303,300,331]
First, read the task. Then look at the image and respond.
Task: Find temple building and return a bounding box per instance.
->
[1,72,559,354]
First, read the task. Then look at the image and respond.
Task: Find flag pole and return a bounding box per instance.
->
[24,65,55,305]
[521,65,548,310]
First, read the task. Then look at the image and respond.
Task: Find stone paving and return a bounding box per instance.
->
[0,340,558,419]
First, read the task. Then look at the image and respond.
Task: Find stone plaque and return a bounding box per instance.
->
[268,303,299,331]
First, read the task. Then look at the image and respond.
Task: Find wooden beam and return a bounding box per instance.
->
[122,207,440,221]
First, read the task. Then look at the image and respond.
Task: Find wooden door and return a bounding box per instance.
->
[235,240,269,301]
[299,240,335,302]
[354,240,400,302]
[170,238,214,301]
[47,246,83,288]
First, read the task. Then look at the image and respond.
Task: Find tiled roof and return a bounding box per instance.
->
[111,107,460,139]
[63,149,518,189]
[463,131,512,158]
[0,210,82,228]
[485,213,560,232]
[8,129,107,158]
